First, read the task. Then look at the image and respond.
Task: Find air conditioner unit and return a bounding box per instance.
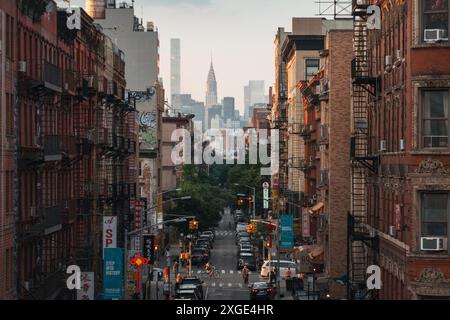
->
[420,237,448,251]
[385,55,392,67]
[400,139,405,151]
[396,49,402,61]
[24,281,30,291]
[30,206,36,218]
[380,140,386,152]
[389,225,396,237]
[18,61,27,73]
[424,29,448,43]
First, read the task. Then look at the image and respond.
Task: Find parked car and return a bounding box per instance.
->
[237,247,253,257]
[237,252,257,271]
[238,237,251,246]
[196,238,213,249]
[180,276,204,299]
[249,282,276,300]
[260,260,298,278]
[235,231,249,239]
[236,223,247,233]
[239,243,253,251]
[201,231,215,242]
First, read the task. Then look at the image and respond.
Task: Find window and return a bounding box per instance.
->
[422,0,449,40]
[422,90,449,148]
[421,193,448,236]
[305,59,320,79]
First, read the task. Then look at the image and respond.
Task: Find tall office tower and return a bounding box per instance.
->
[205,59,218,108]
[86,0,106,19]
[244,80,266,120]
[222,97,235,121]
[171,38,181,103]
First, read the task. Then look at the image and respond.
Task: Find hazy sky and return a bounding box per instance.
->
[64,0,317,114]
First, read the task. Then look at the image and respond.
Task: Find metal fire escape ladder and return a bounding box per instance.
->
[348,0,379,300]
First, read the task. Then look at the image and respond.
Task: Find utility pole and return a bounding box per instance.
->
[189,240,192,276]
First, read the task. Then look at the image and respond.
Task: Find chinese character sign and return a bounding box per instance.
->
[76,272,94,300]
[302,208,310,238]
[103,248,124,300]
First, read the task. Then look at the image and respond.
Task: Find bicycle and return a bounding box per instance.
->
[203,266,220,279]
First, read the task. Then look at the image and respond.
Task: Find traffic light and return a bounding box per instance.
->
[266,235,272,248]
[189,219,199,230]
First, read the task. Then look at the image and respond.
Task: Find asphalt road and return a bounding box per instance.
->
[203,208,260,300]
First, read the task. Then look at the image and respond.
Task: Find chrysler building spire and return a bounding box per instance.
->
[205,57,218,108]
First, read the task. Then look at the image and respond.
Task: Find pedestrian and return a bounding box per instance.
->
[242,265,249,284]
[285,267,292,279]
[269,270,277,284]
[175,273,182,292]
[173,259,179,275]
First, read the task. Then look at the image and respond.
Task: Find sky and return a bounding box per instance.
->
[63,0,318,114]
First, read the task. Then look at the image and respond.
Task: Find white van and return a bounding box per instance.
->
[260,260,298,278]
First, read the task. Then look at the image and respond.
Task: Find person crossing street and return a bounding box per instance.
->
[242,265,249,284]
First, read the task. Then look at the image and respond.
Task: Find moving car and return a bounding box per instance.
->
[260,260,298,278]
[191,247,209,266]
[174,289,202,300]
[249,282,276,300]
[175,284,203,300]
[235,231,249,239]
[237,237,251,246]
[237,247,253,257]
[237,252,257,271]
[180,276,204,299]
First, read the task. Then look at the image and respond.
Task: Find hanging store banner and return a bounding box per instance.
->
[103,216,117,257]
[302,208,310,238]
[395,204,401,231]
[263,182,270,209]
[76,272,94,300]
[135,200,143,230]
[280,214,294,249]
[103,248,124,300]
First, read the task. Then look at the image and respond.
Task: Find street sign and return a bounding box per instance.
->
[143,235,155,264]
[263,182,270,209]
[103,248,124,300]
[280,214,294,249]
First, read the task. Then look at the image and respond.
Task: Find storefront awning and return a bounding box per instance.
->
[308,202,324,215]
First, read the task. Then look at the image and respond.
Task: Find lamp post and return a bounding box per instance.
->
[234,183,256,219]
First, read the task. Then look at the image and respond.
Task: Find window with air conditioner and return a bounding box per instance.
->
[422,0,449,43]
[420,193,448,251]
[421,90,449,148]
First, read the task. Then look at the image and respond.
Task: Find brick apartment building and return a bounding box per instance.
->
[0,1,138,299]
[349,0,450,299]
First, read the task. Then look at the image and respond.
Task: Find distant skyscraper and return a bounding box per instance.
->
[207,105,222,129]
[205,59,218,108]
[222,97,235,121]
[171,39,181,104]
[244,80,266,120]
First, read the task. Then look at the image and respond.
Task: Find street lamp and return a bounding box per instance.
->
[234,183,256,219]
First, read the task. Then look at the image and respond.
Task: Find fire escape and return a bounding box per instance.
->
[348,0,380,300]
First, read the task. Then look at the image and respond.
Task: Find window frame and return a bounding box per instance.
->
[420,192,449,238]
[304,58,320,80]
[420,88,450,149]
[421,0,450,43]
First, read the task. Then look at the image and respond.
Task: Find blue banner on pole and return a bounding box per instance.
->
[104,248,124,300]
[280,214,294,249]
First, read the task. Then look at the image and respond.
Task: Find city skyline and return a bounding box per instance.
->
[59,0,316,113]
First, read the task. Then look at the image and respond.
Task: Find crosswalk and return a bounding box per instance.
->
[210,282,244,289]
[215,230,235,237]
[194,269,254,275]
